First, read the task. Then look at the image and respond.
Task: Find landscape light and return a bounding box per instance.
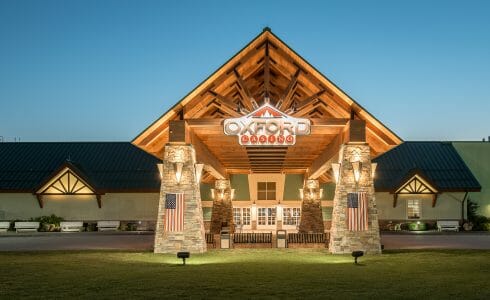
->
[177,251,190,266]
[352,250,364,264]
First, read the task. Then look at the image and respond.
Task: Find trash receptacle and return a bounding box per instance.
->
[220,229,230,249]
[277,230,287,248]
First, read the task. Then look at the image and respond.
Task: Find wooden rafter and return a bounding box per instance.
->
[278,68,300,110]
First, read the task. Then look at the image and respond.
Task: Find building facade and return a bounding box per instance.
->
[0,29,487,253]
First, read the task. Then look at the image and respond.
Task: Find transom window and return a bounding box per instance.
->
[283,207,301,225]
[407,199,421,219]
[257,182,276,200]
[233,207,251,226]
[258,207,276,225]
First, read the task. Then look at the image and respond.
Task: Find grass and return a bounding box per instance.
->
[1,249,489,299]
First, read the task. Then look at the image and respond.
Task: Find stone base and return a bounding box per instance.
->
[328,143,381,254]
[153,144,207,254]
[298,199,324,233]
[210,199,234,234]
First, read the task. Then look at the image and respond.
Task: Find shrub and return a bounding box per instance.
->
[33,214,64,232]
[467,199,489,231]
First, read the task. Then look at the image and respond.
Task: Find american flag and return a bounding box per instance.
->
[164,193,184,232]
[347,192,368,231]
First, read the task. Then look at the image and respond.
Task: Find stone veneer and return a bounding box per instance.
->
[210,179,234,234]
[329,143,381,254]
[154,143,207,253]
[298,179,324,233]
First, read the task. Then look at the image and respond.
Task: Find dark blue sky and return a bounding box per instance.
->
[1,0,489,142]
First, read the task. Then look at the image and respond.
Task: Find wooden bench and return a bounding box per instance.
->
[0,222,10,232]
[60,221,84,232]
[97,221,120,231]
[437,220,459,232]
[14,222,40,232]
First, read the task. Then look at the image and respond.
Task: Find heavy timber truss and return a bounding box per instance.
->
[133,29,402,182]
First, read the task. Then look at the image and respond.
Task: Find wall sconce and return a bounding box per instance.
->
[211,188,228,200]
[299,180,322,201]
[371,162,377,179]
[331,163,341,184]
[230,189,235,200]
[157,163,163,179]
[174,162,183,184]
[352,161,361,183]
[194,163,204,182]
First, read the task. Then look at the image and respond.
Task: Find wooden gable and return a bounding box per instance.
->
[132,28,402,180]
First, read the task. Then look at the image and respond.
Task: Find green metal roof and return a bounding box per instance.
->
[373,142,481,192]
[0,142,161,192]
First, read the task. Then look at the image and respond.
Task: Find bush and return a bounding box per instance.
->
[408,222,427,231]
[467,199,489,231]
[33,214,64,232]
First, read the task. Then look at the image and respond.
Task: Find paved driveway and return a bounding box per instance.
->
[0,232,154,251]
[381,232,490,250]
[1,232,490,251]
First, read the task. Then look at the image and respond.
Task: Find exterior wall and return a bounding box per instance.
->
[376,192,466,221]
[0,193,159,221]
[453,142,490,217]
[230,174,250,201]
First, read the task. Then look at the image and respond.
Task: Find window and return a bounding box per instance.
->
[283,207,301,225]
[233,207,251,226]
[257,182,276,200]
[407,199,421,219]
[258,207,276,225]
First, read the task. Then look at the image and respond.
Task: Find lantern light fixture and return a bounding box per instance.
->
[194,163,204,183]
[331,163,341,184]
[299,188,304,200]
[174,162,184,184]
[157,163,163,179]
[352,160,361,183]
[371,162,377,179]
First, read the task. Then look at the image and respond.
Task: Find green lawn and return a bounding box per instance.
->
[1,249,489,299]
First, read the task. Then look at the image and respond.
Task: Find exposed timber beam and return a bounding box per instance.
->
[278,68,300,111]
[207,90,243,117]
[308,119,366,179]
[264,41,271,100]
[308,134,343,179]
[233,68,255,111]
[190,131,227,180]
[293,90,326,116]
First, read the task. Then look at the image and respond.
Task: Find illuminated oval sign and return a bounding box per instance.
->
[224,103,311,146]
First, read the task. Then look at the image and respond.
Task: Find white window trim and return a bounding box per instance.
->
[407,198,422,220]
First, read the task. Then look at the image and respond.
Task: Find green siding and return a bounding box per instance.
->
[230,174,250,200]
[200,183,214,201]
[322,207,333,221]
[320,183,336,200]
[283,174,304,200]
[453,142,490,217]
[202,207,212,221]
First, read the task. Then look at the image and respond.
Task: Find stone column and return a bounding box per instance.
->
[210,179,234,234]
[298,179,324,233]
[154,144,207,254]
[329,143,381,254]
